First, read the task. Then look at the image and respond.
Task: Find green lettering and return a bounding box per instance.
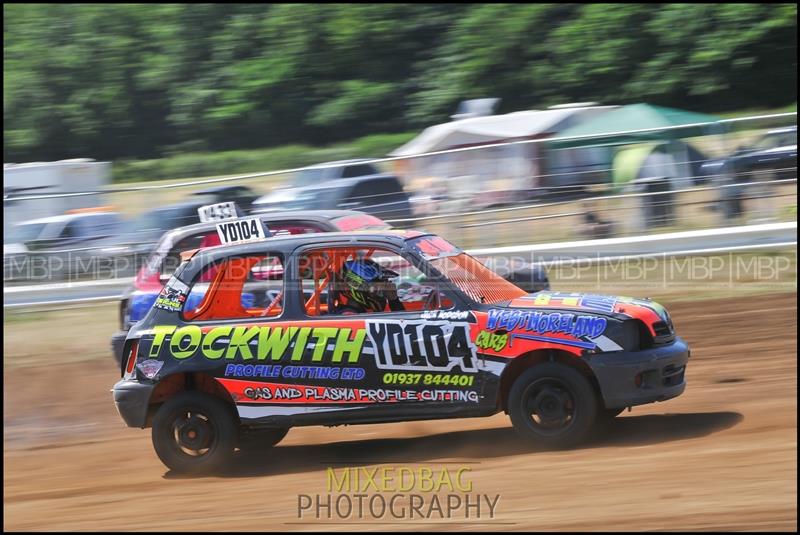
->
[257,326,298,361]
[310,327,338,362]
[331,328,366,363]
[201,326,232,360]
[149,325,177,357]
[291,327,311,361]
[225,326,260,360]
[170,325,202,359]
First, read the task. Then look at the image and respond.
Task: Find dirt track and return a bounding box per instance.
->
[3,293,797,531]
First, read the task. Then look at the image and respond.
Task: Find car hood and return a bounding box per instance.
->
[501,291,670,326]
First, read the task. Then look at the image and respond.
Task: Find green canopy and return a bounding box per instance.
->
[612,142,660,190]
[549,103,723,149]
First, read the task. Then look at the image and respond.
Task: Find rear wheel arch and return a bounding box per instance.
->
[497,349,602,413]
[145,372,237,427]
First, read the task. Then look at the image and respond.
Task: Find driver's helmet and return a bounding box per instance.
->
[337,259,399,312]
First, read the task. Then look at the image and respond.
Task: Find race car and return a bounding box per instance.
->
[110,209,392,364]
[112,221,689,473]
[110,208,549,364]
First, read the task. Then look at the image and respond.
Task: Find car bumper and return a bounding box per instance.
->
[112,380,154,428]
[587,337,690,409]
[111,330,129,367]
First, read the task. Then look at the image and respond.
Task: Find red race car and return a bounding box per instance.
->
[113,225,689,473]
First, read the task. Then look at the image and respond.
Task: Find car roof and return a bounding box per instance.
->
[195,229,429,256]
[161,210,383,240]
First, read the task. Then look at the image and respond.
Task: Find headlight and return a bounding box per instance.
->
[601,319,642,352]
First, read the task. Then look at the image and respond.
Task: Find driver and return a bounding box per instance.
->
[333,259,405,314]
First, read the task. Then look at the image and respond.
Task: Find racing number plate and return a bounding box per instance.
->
[216,217,269,245]
[198,202,238,223]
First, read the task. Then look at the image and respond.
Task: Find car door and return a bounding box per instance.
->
[289,241,490,424]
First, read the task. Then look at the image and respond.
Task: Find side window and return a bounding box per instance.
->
[342,164,378,178]
[160,232,218,278]
[298,246,454,317]
[182,253,285,321]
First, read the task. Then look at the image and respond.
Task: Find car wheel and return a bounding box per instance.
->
[508,363,598,449]
[238,427,289,451]
[152,392,238,474]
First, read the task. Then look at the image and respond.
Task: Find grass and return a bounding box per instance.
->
[4,250,795,369]
[112,132,417,184]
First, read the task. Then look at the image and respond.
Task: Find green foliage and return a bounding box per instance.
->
[4,4,797,163]
[112,131,417,182]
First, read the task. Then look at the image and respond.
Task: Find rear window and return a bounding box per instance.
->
[180,254,285,321]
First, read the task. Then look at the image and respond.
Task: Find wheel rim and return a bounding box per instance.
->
[521,378,577,435]
[171,410,217,458]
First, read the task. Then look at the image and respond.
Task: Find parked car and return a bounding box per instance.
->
[110,210,392,364]
[701,126,797,182]
[112,228,689,473]
[289,159,383,186]
[252,161,413,223]
[4,210,123,281]
[91,201,211,277]
[700,126,797,219]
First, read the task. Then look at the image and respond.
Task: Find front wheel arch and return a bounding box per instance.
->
[497,349,602,413]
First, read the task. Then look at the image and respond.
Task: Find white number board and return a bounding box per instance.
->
[198,202,239,223]
[216,217,269,245]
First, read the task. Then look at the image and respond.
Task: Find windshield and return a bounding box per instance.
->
[408,235,527,304]
[9,222,49,242]
[292,168,327,188]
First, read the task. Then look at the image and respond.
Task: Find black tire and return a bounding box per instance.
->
[151,392,238,474]
[508,363,598,449]
[238,427,289,452]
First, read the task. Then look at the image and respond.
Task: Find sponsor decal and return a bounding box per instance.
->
[221,379,479,404]
[224,363,366,381]
[382,372,475,387]
[486,309,607,339]
[136,359,164,379]
[366,320,477,373]
[149,324,366,363]
[475,330,508,352]
[153,278,189,312]
[521,292,617,314]
[419,310,471,320]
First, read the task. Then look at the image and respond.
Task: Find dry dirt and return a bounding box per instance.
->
[3,293,797,531]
